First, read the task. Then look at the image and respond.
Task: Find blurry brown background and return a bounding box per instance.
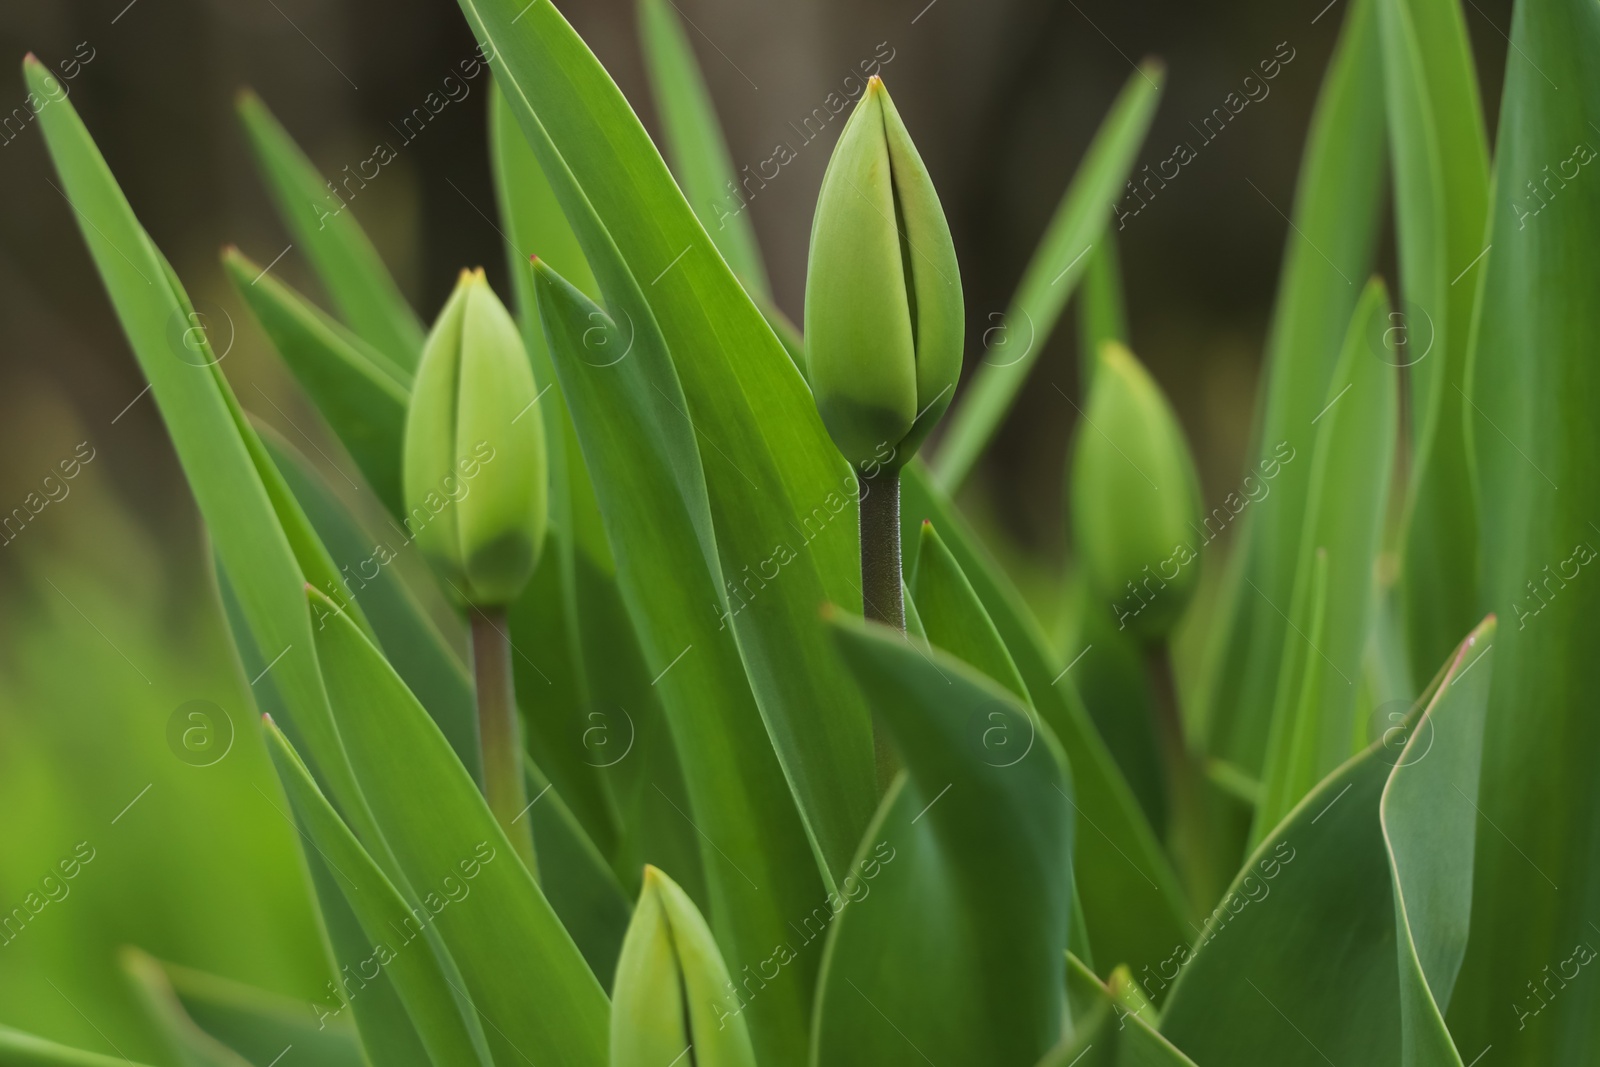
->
[0,0,1515,588]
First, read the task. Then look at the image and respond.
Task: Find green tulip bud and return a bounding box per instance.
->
[403,268,547,607]
[804,76,963,472]
[1070,342,1202,642]
[610,865,756,1067]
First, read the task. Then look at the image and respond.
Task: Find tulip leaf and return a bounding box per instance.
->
[1448,0,1600,1058]
[1195,0,1388,772]
[1382,0,1488,682]
[520,755,633,988]
[1160,618,1495,1065]
[816,614,1074,1066]
[910,520,1028,701]
[489,81,634,863]
[145,959,366,1067]
[610,866,756,1067]
[309,587,610,1066]
[0,1025,162,1067]
[224,246,412,518]
[1037,955,1197,1065]
[636,0,770,299]
[1254,279,1398,840]
[491,82,705,904]
[236,90,424,371]
[213,562,436,1067]
[932,61,1164,492]
[533,256,825,1067]
[262,716,495,1067]
[26,56,380,852]
[120,948,255,1067]
[462,0,878,889]
[901,462,1191,984]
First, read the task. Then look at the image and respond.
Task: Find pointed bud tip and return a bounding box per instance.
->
[22,52,40,68]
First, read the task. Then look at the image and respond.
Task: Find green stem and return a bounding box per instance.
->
[860,466,903,791]
[471,607,538,879]
[859,467,904,629]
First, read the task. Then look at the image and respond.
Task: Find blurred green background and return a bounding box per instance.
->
[0,0,1513,1056]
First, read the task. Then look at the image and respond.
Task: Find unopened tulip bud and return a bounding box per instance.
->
[403,268,547,607]
[805,76,963,472]
[1071,342,1202,642]
[610,865,756,1066]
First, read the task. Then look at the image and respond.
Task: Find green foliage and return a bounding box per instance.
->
[16,0,1591,1059]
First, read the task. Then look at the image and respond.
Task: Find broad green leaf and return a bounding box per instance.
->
[236,90,424,370]
[151,960,366,1067]
[533,257,824,1066]
[224,247,412,517]
[1384,626,1496,1065]
[1037,955,1197,1065]
[1385,0,1489,681]
[909,520,1028,701]
[1160,618,1495,1065]
[490,80,705,913]
[213,562,434,1067]
[610,866,756,1067]
[931,62,1163,492]
[310,587,610,1066]
[901,462,1191,983]
[0,1025,160,1067]
[120,948,253,1067]
[1196,0,1388,772]
[1449,0,1600,1059]
[27,56,379,855]
[636,0,771,299]
[463,0,878,887]
[262,717,494,1067]
[257,426,481,780]
[1254,280,1398,840]
[816,614,1074,1066]
[523,755,633,989]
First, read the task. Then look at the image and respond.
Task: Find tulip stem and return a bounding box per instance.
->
[859,466,904,791]
[858,467,905,630]
[470,608,539,880]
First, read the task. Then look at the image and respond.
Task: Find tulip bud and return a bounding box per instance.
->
[804,76,963,472]
[403,269,547,607]
[1070,342,1202,642]
[610,865,756,1067]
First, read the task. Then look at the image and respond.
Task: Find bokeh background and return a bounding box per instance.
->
[0,0,1513,1056]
